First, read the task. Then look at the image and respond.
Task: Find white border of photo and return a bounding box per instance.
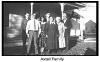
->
[0,0,99,62]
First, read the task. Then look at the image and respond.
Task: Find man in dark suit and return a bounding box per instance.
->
[21,13,29,55]
[63,13,72,51]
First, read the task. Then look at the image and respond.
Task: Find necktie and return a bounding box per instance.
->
[34,19,36,30]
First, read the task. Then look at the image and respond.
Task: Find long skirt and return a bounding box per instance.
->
[59,36,66,48]
[38,32,47,47]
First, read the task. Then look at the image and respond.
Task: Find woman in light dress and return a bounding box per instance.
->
[56,17,66,49]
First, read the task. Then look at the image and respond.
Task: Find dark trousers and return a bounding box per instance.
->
[65,36,69,51]
[65,29,71,51]
[22,30,27,54]
[27,30,38,54]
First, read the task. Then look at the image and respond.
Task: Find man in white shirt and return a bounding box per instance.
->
[26,13,41,55]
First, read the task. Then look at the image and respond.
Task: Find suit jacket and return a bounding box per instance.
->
[21,19,28,31]
[21,18,28,38]
[64,19,72,37]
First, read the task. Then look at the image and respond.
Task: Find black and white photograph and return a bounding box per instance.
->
[2,1,98,56]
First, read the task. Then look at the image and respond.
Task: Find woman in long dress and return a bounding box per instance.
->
[38,17,47,55]
[56,17,66,50]
[44,16,59,54]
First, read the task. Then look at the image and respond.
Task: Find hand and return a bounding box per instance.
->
[65,26,67,29]
[46,35,48,38]
[27,34,29,38]
[38,34,40,37]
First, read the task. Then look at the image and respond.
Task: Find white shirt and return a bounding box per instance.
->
[26,19,41,35]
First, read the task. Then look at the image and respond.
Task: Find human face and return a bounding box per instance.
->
[41,17,44,22]
[63,13,67,20]
[45,13,50,18]
[56,17,61,23]
[25,13,29,19]
[31,13,36,19]
[49,17,53,22]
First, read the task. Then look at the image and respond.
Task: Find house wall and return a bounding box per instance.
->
[85,20,96,33]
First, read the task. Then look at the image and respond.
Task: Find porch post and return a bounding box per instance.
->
[31,3,34,20]
[60,3,64,20]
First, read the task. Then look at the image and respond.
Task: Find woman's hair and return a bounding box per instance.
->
[59,19,63,23]
[63,12,73,19]
[40,16,46,22]
[43,17,47,22]
[35,13,40,19]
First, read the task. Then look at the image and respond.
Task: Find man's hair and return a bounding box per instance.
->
[45,13,50,17]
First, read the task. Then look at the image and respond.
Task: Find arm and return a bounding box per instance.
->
[44,23,47,35]
[62,23,65,36]
[55,23,59,37]
[26,21,30,36]
[62,23,65,32]
[44,23,48,37]
[38,21,41,36]
[67,20,72,29]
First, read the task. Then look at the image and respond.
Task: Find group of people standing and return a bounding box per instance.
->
[21,12,72,55]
